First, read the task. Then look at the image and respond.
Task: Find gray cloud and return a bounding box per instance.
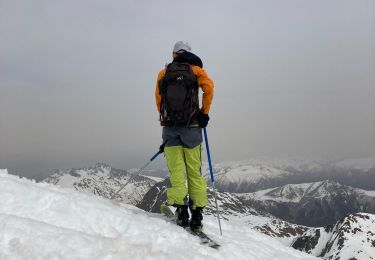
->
[1,0,374,179]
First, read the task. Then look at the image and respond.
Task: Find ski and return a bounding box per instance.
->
[160,204,220,249]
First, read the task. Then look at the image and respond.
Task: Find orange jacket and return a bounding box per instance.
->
[155,65,214,115]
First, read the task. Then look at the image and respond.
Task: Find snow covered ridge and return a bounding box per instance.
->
[0,170,317,260]
[205,161,293,193]
[44,162,375,228]
[293,213,375,260]
[43,163,156,205]
[240,180,369,203]
[237,180,375,227]
[210,157,375,192]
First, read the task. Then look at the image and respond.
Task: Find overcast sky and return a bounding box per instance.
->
[1,0,374,179]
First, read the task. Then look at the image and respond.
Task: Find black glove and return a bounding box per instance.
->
[198,111,209,128]
[159,143,166,153]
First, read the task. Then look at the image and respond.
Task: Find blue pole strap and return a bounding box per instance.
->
[203,127,215,183]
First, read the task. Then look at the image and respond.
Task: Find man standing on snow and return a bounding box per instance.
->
[155,41,214,231]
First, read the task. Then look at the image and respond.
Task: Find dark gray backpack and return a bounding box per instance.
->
[158,62,199,126]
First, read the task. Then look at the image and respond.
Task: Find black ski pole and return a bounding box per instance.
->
[110,143,165,200]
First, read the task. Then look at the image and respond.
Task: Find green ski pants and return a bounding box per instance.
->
[164,145,207,208]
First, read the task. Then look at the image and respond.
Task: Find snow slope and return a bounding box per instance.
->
[0,169,317,260]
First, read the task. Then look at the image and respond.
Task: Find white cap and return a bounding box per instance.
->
[173,41,191,53]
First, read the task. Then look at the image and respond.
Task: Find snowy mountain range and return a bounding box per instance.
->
[44,163,157,205]
[41,160,375,228]
[238,180,375,226]
[210,157,375,192]
[137,175,375,227]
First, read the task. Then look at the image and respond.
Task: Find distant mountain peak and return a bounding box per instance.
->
[94,162,111,169]
[293,212,375,259]
[259,180,348,202]
[43,163,156,205]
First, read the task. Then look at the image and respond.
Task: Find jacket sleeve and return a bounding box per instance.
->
[192,66,214,114]
[155,69,166,113]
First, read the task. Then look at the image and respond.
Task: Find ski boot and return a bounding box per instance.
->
[190,207,203,232]
[175,205,189,227]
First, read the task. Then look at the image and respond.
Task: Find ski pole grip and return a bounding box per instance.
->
[203,127,215,183]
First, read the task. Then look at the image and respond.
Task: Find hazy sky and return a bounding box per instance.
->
[1,0,375,179]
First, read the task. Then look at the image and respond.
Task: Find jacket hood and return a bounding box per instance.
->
[173,52,203,68]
